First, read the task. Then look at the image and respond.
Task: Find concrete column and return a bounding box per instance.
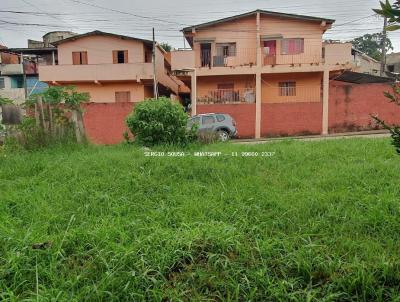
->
[191,71,197,116]
[255,11,262,139]
[322,69,330,135]
[255,72,262,138]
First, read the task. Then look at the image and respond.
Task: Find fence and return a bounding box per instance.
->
[198,88,256,104]
[197,49,257,68]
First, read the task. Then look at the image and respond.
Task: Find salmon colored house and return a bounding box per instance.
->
[171,10,354,138]
[39,30,189,144]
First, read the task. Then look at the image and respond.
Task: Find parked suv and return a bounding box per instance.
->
[187,113,238,141]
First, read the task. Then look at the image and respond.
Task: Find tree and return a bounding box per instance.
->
[373,1,400,154]
[351,33,393,61]
[159,42,172,52]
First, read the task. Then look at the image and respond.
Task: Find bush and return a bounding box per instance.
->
[126,97,194,146]
[4,117,76,151]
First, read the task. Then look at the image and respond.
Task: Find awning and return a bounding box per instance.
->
[333,71,394,84]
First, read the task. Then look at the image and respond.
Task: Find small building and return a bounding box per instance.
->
[28,31,77,48]
[351,48,381,76]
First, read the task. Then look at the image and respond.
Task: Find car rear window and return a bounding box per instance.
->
[216,115,225,122]
[202,116,215,125]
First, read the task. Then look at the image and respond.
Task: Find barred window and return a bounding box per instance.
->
[279,82,296,96]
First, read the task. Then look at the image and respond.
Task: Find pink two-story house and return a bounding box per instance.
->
[40,30,189,144]
[171,10,352,138]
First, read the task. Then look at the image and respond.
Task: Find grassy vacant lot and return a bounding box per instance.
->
[1,138,400,301]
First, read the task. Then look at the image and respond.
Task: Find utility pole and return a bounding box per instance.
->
[152,28,158,99]
[381,16,388,76]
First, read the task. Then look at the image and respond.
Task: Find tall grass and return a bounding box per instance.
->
[1,139,400,301]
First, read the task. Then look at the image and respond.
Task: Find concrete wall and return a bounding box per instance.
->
[262,72,322,103]
[0,76,25,104]
[74,82,146,103]
[171,50,195,70]
[58,35,146,65]
[260,15,324,64]
[329,80,400,133]
[261,102,323,137]
[82,102,135,145]
[324,42,353,65]
[197,103,256,138]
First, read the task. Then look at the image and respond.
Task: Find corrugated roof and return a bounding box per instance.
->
[334,71,394,84]
[182,9,335,32]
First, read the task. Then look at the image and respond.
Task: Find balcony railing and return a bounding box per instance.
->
[197,49,257,68]
[198,88,256,104]
[39,63,153,83]
[263,50,323,66]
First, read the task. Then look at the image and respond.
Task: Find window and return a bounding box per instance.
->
[388,65,395,72]
[115,91,131,103]
[10,76,23,89]
[216,115,225,122]
[281,39,304,55]
[188,117,201,128]
[216,43,236,57]
[113,50,128,64]
[0,78,5,89]
[202,115,215,125]
[72,51,88,65]
[279,82,296,96]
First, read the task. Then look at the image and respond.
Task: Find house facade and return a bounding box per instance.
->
[39,31,187,103]
[39,31,189,144]
[171,10,353,138]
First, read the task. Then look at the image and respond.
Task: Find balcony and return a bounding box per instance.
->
[198,88,256,104]
[263,50,323,66]
[1,64,23,76]
[197,49,257,68]
[39,63,154,83]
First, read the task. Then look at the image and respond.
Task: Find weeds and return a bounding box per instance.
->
[0,138,400,301]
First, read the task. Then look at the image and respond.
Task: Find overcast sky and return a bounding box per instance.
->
[1,0,398,52]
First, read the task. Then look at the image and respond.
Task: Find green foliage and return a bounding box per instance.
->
[126,97,194,146]
[1,139,400,300]
[4,117,76,151]
[373,85,400,154]
[0,96,13,106]
[351,33,393,61]
[42,86,90,109]
[374,3,400,154]
[374,0,400,28]
[159,42,172,52]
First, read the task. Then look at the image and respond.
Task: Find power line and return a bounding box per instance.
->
[67,0,189,26]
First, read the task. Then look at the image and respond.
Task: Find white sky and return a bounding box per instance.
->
[0,0,398,52]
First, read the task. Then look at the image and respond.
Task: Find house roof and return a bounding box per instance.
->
[352,48,380,63]
[51,30,154,46]
[0,47,56,55]
[334,71,394,84]
[182,9,335,33]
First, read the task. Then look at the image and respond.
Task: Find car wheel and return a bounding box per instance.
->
[217,130,230,142]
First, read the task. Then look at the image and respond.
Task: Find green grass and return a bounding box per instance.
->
[1,138,400,301]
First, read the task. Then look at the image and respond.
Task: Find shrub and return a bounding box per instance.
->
[5,117,76,151]
[126,97,194,146]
